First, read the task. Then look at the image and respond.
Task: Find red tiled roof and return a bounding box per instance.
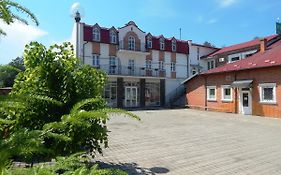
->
[202,38,281,75]
[206,34,279,57]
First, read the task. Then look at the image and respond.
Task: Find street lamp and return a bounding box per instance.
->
[71,3,84,59]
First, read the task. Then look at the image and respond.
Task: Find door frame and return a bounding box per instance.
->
[239,88,252,115]
[125,86,138,107]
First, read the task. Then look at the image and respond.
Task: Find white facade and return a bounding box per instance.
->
[73,21,190,107]
[188,41,218,76]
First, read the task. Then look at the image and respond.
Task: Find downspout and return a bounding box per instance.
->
[234,72,237,113]
[204,75,207,111]
[82,41,89,64]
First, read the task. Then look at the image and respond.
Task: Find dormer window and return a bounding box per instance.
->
[93,28,100,41]
[160,38,165,50]
[172,40,177,52]
[128,36,135,50]
[110,31,117,44]
[147,37,152,49]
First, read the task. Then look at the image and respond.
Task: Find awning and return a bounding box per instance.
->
[231,80,253,88]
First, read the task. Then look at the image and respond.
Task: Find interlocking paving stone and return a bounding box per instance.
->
[95,109,281,175]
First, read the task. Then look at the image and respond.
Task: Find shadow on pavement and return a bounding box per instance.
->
[96,161,169,175]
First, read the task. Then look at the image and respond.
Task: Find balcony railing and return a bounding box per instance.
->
[118,40,147,52]
[96,65,165,78]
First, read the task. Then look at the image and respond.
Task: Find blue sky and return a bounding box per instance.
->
[0,0,280,64]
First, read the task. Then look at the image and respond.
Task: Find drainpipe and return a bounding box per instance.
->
[82,41,88,64]
[204,75,207,111]
[234,72,237,113]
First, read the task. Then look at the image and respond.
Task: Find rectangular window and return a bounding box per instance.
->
[172,41,177,52]
[160,42,165,50]
[92,54,100,67]
[159,61,164,70]
[259,83,276,104]
[109,57,116,74]
[147,40,152,48]
[207,60,215,70]
[128,59,135,75]
[221,85,232,102]
[170,62,176,72]
[207,86,216,101]
[146,60,152,70]
[229,56,240,63]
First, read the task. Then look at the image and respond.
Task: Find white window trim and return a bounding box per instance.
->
[172,40,177,52]
[170,62,176,72]
[259,83,277,104]
[207,59,215,70]
[93,28,100,41]
[207,86,217,101]
[146,60,152,70]
[110,32,117,44]
[221,85,233,102]
[160,38,165,50]
[147,39,152,48]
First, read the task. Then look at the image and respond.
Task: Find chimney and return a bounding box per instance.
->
[260,38,267,53]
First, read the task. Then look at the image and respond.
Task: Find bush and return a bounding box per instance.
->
[0,42,139,168]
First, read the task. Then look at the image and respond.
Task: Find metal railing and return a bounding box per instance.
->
[96,64,165,77]
[118,40,147,52]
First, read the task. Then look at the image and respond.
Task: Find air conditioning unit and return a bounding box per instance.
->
[219,57,225,62]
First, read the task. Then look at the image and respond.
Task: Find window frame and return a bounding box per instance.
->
[207,60,215,70]
[172,40,177,52]
[160,38,165,50]
[146,60,152,70]
[128,36,135,51]
[110,31,117,44]
[207,86,217,101]
[158,61,164,70]
[147,38,152,49]
[170,62,176,72]
[221,85,233,102]
[92,54,100,67]
[259,83,277,104]
[93,28,100,41]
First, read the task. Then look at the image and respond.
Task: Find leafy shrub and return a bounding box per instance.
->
[0,42,139,168]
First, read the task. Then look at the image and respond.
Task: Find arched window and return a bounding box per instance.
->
[147,37,152,48]
[172,40,177,52]
[160,38,165,50]
[128,36,135,50]
[93,28,100,41]
[110,31,117,44]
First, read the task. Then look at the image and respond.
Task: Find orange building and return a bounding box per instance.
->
[185,36,281,118]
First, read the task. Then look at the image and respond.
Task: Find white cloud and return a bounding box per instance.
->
[0,21,47,64]
[138,0,177,18]
[217,0,238,8]
[196,16,219,25]
[207,18,219,24]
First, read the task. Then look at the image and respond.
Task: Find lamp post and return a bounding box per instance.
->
[74,11,81,59]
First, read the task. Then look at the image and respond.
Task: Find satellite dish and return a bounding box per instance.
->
[70,2,85,21]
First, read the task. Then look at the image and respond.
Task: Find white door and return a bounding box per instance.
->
[125,86,138,107]
[239,90,252,115]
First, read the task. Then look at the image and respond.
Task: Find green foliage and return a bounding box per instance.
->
[8,57,25,71]
[1,153,128,175]
[0,42,138,167]
[0,65,22,87]
[0,0,39,36]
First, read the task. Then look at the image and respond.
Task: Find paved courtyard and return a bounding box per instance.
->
[95,109,281,175]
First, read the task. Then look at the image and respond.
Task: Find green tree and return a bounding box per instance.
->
[0,65,22,87]
[0,0,39,36]
[8,57,25,71]
[0,42,138,167]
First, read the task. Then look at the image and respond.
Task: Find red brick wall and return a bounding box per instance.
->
[236,67,281,118]
[185,66,281,118]
[186,75,205,108]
